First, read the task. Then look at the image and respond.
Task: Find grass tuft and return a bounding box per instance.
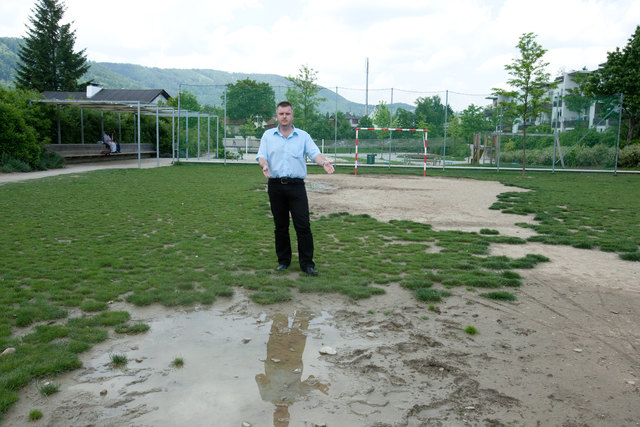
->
[479,228,500,235]
[114,323,150,334]
[250,289,292,305]
[401,279,434,290]
[464,326,478,335]
[109,353,127,367]
[481,291,517,301]
[29,410,43,421]
[38,382,60,397]
[415,289,452,302]
[620,251,640,261]
[79,301,108,313]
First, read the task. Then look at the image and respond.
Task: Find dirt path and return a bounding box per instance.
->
[0,158,173,185]
[2,171,639,426]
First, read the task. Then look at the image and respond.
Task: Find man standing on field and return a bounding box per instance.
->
[257,101,335,276]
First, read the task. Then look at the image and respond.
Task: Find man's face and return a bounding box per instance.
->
[276,106,294,126]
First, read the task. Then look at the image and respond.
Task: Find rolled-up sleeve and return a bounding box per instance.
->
[304,136,321,162]
[256,132,269,162]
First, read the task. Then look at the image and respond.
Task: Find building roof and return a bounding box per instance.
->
[42,88,172,103]
[37,86,179,116]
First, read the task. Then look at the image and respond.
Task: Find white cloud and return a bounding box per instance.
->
[1,0,639,108]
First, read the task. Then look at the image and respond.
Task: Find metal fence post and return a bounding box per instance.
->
[614,93,624,175]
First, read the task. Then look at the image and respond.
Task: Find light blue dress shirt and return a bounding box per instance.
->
[256,126,321,179]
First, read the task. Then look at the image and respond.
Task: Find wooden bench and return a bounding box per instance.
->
[46,143,156,163]
[403,153,442,165]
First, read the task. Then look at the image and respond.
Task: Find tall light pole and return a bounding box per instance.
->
[177,83,182,160]
[486,95,502,172]
[365,57,369,116]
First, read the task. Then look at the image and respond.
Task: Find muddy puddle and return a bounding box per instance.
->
[7,284,544,426]
[4,298,383,426]
[78,309,340,426]
[6,284,638,427]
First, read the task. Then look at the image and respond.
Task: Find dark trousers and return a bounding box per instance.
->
[267,179,314,269]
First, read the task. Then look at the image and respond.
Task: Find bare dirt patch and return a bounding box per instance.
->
[3,172,639,426]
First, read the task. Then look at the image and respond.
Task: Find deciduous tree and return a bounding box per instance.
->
[168,90,201,112]
[459,104,489,141]
[224,78,275,122]
[414,95,453,137]
[285,65,325,130]
[357,115,376,139]
[372,101,391,139]
[563,68,594,127]
[589,25,640,143]
[393,108,418,138]
[493,32,555,175]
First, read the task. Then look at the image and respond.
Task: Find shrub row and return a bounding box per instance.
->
[498,143,640,168]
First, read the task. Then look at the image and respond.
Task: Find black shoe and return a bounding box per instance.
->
[303,266,319,276]
[276,264,289,271]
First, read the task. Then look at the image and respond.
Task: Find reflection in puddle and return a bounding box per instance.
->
[256,312,330,426]
[28,308,338,426]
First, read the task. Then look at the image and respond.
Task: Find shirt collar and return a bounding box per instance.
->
[273,125,297,137]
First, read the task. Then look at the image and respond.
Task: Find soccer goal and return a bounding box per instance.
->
[354,127,429,176]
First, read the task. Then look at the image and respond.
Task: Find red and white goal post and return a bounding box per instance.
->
[354,127,429,176]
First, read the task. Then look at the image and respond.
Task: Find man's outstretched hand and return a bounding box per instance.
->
[323,160,335,174]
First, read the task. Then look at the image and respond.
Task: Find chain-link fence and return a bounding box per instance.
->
[173,82,628,172]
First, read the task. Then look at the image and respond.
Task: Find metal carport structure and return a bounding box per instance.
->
[35,98,220,168]
[35,98,178,168]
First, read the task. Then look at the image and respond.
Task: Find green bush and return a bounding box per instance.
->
[618,143,640,168]
[499,144,618,168]
[0,103,41,167]
[38,150,65,170]
[568,144,616,168]
[499,147,555,166]
[559,126,617,148]
[496,125,625,169]
[1,153,32,172]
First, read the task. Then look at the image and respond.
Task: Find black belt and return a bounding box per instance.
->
[270,177,305,184]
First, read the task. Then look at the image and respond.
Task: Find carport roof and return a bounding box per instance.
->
[42,89,171,103]
[36,89,211,118]
[37,98,175,115]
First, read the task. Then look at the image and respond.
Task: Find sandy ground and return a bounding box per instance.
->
[2,166,640,426]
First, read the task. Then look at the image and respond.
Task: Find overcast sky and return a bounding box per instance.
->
[1,0,639,109]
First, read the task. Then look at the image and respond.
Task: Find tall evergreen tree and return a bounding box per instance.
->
[15,0,89,91]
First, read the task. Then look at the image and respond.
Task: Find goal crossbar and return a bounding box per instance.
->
[354,127,429,176]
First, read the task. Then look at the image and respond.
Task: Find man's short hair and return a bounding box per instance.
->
[276,101,293,112]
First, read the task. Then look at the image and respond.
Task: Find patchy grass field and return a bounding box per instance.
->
[0,163,638,421]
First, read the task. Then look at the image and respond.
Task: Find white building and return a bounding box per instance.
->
[498,69,616,134]
[546,69,614,133]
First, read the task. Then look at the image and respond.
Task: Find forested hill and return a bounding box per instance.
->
[0,36,413,115]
